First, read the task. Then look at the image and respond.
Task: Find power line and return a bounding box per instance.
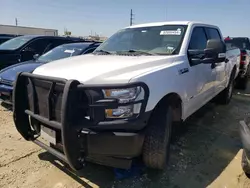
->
[130,9,134,26]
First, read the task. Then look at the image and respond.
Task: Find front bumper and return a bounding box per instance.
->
[13,72,150,170]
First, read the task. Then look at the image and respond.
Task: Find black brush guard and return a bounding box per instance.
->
[13,72,149,170]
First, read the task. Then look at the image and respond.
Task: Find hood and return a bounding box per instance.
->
[34,54,176,84]
[0,60,42,82]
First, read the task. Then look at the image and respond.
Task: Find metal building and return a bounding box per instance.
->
[0,24,58,36]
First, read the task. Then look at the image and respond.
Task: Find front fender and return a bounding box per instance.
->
[130,61,187,119]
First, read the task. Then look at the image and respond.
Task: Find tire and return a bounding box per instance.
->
[142,102,173,170]
[242,150,250,177]
[215,71,235,105]
[236,76,248,90]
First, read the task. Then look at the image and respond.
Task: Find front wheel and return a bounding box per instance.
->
[142,103,173,169]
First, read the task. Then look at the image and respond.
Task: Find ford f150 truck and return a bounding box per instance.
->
[224,37,250,89]
[13,21,240,171]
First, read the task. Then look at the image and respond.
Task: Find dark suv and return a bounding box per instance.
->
[0,35,85,70]
[0,41,101,105]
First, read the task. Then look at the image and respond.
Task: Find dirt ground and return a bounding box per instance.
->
[1,86,250,188]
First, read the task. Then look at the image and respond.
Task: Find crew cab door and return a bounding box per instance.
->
[205,27,227,93]
[187,27,216,111]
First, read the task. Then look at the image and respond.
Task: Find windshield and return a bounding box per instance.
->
[0,35,36,50]
[225,39,250,50]
[37,44,86,62]
[95,25,187,55]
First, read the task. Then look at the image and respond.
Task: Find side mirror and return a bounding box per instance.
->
[187,49,205,65]
[203,39,226,64]
[33,54,40,60]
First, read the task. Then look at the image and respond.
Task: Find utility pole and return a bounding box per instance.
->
[15,18,18,26]
[15,18,18,35]
[130,9,134,26]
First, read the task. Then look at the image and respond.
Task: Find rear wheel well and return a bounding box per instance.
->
[229,65,237,87]
[231,65,237,80]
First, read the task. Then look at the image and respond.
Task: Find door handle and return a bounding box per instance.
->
[225,58,229,63]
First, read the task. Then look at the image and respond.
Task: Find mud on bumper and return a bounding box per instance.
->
[13,72,150,170]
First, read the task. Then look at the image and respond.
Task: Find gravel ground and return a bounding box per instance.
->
[1,86,250,188]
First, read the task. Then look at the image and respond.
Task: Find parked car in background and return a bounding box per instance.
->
[12,21,240,171]
[0,41,101,105]
[0,35,86,70]
[0,34,20,44]
[224,37,250,89]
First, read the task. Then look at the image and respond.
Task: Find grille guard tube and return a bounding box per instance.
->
[13,73,84,170]
[12,72,149,171]
[13,72,34,141]
[61,79,84,170]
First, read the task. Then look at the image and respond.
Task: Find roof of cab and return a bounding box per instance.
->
[127,21,213,29]
[14,35,86,41]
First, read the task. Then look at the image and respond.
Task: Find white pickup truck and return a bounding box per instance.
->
[13,21,241,171]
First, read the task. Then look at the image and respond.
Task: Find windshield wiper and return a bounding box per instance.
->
[94,50,112,54]
[117,50,155,56]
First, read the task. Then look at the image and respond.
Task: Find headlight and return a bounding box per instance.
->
[102,86,144,118]
[103,87,141,103]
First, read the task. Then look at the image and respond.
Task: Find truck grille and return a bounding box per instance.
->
[27,79,89,124]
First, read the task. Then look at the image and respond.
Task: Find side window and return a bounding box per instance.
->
[188,27,207,50]
[83,48,96,54]
[26,39,51,55]
[44,39,71,53]
[205,28,221,40]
